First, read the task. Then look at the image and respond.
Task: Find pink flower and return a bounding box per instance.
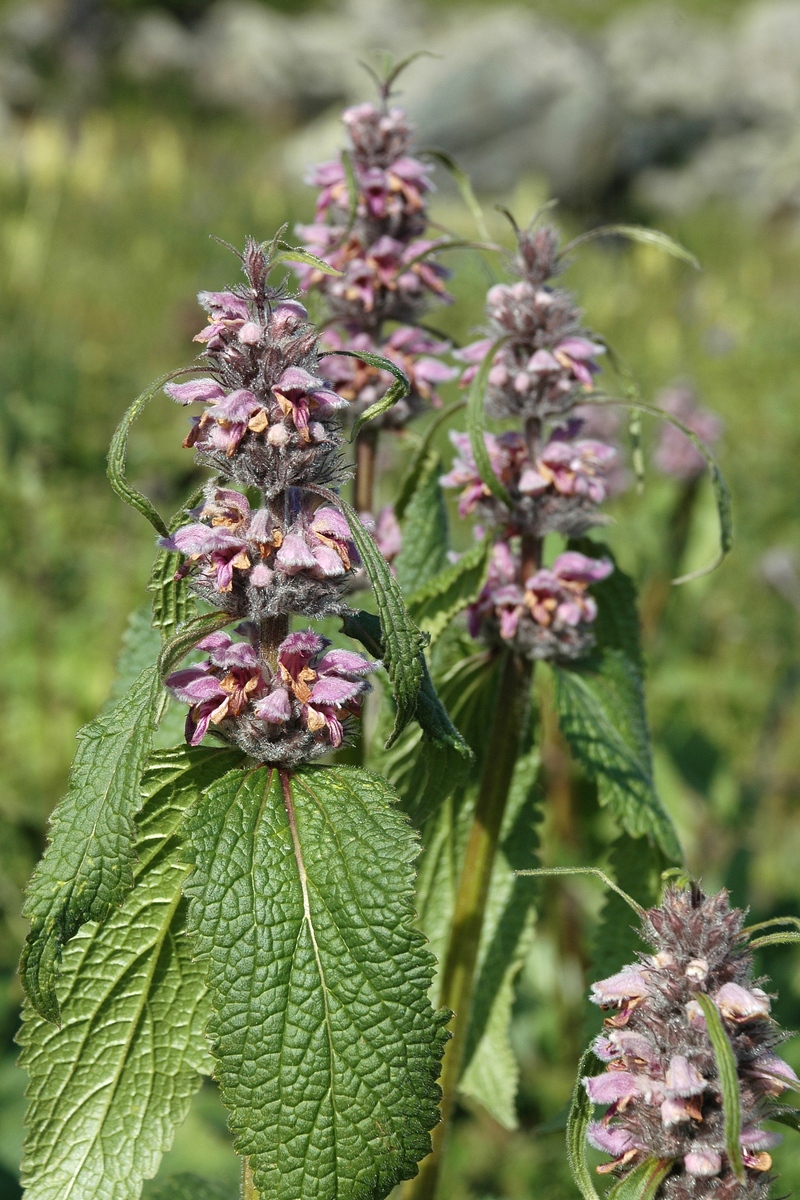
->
[272,366,347,438]
[684,1150,721,1177]
[166,632,266,745]
[714,982,771,1022]
[520,431,616,505]
[654,384,723,481]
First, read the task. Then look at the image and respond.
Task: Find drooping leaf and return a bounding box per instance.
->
[19,746,241,1200]
[182,764,449,1200]
[107,372,195,537]
[591,397,733,583]
[394,398,466,522]
[562,224,700,270]
[466,336,513,509]
[325,349,409,440]
[696,993,746,1183]
[394,450,449,595]
[21,663,162,1022]
[565,1047,603,1200]
[407,532,493,647]
[606,1158,673,1200]
[553,544,681,862]
[144,1175,232,1200]
[769,1109,800,1133]
[332,497,427,745]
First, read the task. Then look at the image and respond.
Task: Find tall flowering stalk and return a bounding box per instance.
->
[161,239,378,763]
[296,87,457,516]
[584,884,797,1198]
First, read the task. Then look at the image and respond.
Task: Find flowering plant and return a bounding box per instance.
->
[16,81,796,1200]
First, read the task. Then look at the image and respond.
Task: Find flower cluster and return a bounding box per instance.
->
[166,630,376,764]
[584,885,797,1199]
[296,99,456,433]
[467,545,612,660]
[162,238,377,766]
[442,224,617,660]
[654,384,724,482]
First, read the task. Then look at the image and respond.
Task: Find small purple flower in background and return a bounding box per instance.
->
[654,383,723,481]
[583,884,796,1196]
[166,629,378,764]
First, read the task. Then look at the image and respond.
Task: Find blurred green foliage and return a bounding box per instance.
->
[2,80,800,1197]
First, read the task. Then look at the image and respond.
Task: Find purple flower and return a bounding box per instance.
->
[272,366,347,439]
[194,290,250,348]
[714,982,771,1022]
[519,432,616,505]
[164,378,225,406]
[440,431,529,517]
[165,631,266,745]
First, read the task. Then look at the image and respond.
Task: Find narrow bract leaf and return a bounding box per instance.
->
[107,372,196,537]
[606,1157,673,1200]
[562,224,700,270]
[748,931,800,949]
[566,1047,603,1200]
[696,993,746,1183]
[182,764,448,1200]
[158,610,233,680]
[408,532,493,646]
[467,336,513,509]
[21,663,161,1022]
[272,246,342,276]
[769,1110,800,1133]
[326,349,409,440]
[421,149,492,242]
[593,397,733,583]
[19,746,241,1200]
[394,398,466,522]
[394,450,449,595]
[333,497,426,745]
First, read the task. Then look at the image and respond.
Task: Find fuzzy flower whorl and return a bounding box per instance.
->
[585,885,797,1199]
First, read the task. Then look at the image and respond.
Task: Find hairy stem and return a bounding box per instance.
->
[258,615,289,671]
[241,1156,259,1200]
[408,649,533,1200]
[354,427,379,514]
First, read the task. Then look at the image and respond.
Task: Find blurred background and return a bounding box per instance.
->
[2,0,800,1195]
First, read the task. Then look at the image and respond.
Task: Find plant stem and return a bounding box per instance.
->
[354,427,378,514]
[241,1156,259,1200]
[407,649,533,1200]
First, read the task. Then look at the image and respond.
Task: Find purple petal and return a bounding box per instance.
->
[684,1151,721,1177]
[311,543,346,578]
[254,688,292,723]
[589,968,649,1006]
[586,1123,636,1156]
[552,552,614,584]
[309,676,363,707]
[317,650,377,677]
[311,506,351,541]
[207,388,261,423]
[715,982,771,1021]
[583,1072,639,1105]
[164,378,225,405]
[665,1055,707,1097]
[276,534,318,574]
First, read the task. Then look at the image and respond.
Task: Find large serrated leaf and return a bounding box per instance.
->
[553,545,681,862]
[394,450,449,596]
[145,1176,232,1200]
[19,746,241,1200]
[21,663,162,1022]
[182,764,448,1200]
[696,994,745,1183]
[407,532,493,647]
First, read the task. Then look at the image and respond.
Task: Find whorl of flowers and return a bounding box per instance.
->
[162,238,377,766]
[584,885,797,1199]
[442,223,616,661]
[295,98,457,431]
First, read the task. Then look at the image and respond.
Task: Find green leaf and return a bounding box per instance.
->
[748,931,800,949]
[107,372,193,537]
[459,741,541,1128]
[566,1047,603,1200]
[695,993,745,1183]
[553,545,681,862]
[107,606,163,706]
[326,349,409,440]
[357,621,484,825]
[592,397,732,583]
[272,246,342,276]
[145,1175,232,1200]
[421,149,492,242]
[466,336,513,509]
[562,224,700,270]
[148,488,205,640]
[332,497,427,746]
[768,1109,800,1133]
[394,398,466,522]
[606,1158,673,1200]
[182,764,448,1200]
[407,532,493,647]
[21,663,162,1022]
[394,450,450,595]
[158,610,233,680]
[19,746,241,1200]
